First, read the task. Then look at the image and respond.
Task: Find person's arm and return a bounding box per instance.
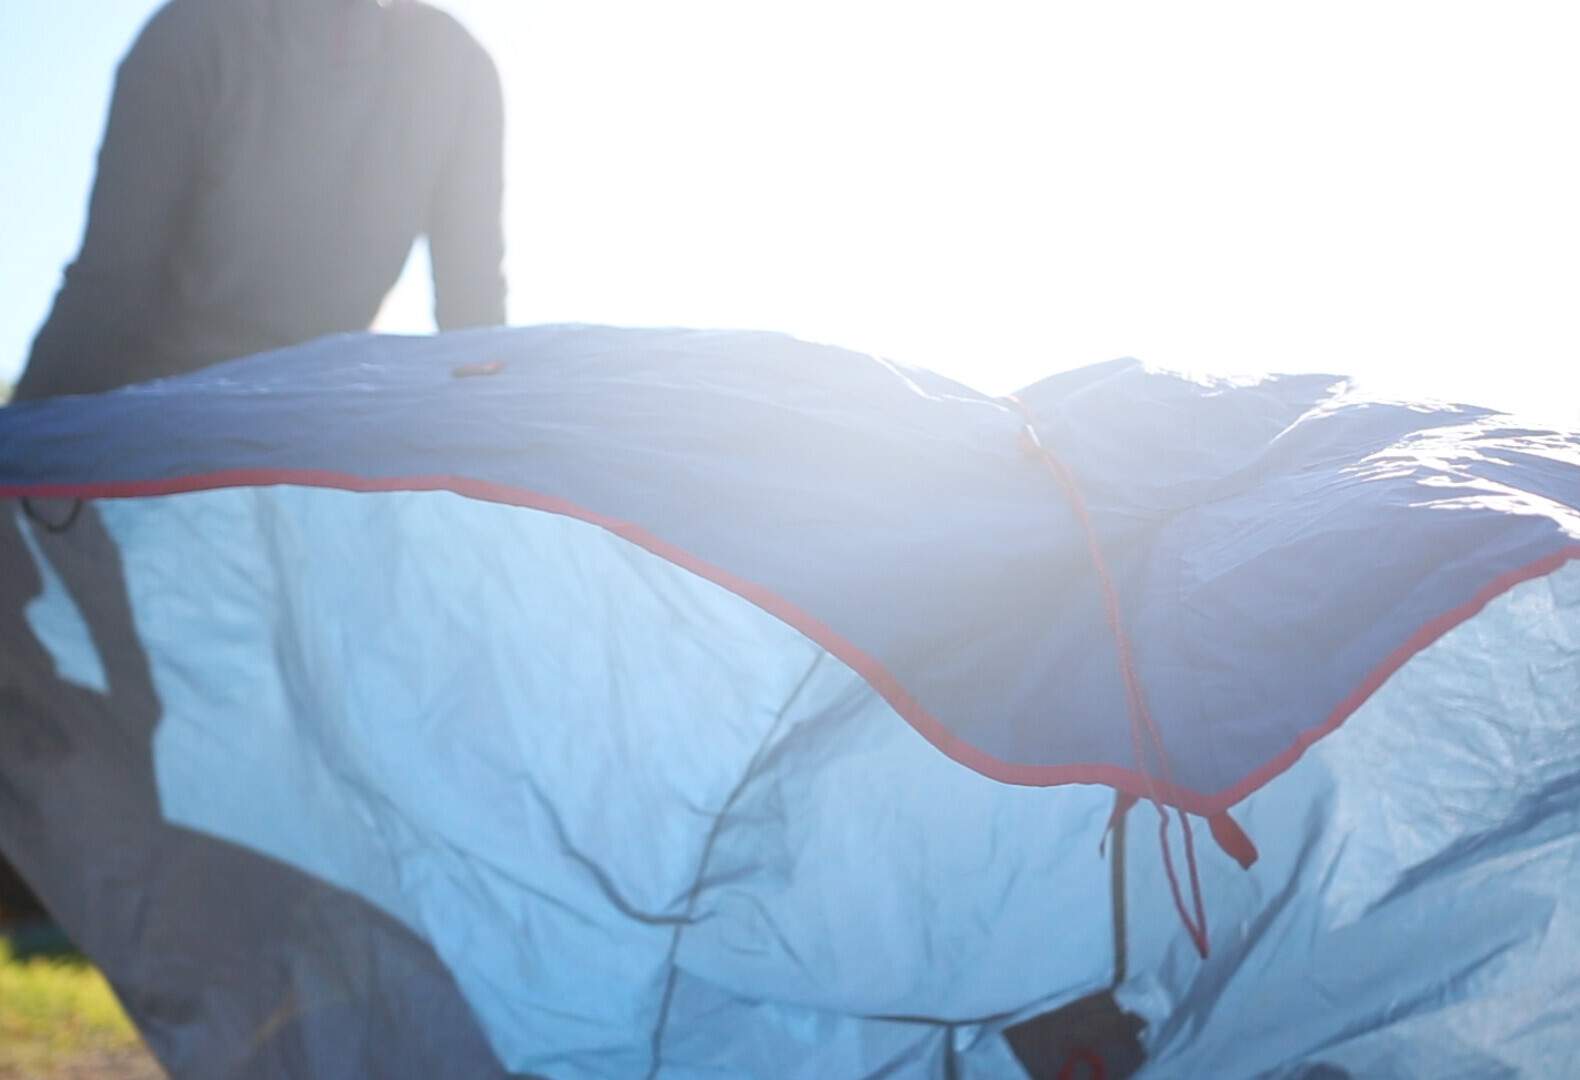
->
[427,44,508,331]
[15,6,203,400]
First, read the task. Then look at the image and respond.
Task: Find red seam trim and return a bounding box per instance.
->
[5,470,1577,813]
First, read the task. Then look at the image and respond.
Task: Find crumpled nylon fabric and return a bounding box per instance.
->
[5,326,1578,809]
[2,326,1578,1077]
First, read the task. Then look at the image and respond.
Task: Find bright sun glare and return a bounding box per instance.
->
[92,2,1580,417]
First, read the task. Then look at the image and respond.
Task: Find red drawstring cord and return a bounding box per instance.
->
[1006,397,1217,958]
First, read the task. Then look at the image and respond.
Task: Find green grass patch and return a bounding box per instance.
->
[0,938,142,1074]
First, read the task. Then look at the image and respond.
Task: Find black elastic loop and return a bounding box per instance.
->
[20,497,85,535]
[1110,799,1129,989]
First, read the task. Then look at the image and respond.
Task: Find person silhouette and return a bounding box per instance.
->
[14,0,506,402]
[2,6,514,1069]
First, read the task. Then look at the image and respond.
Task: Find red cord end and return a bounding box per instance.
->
[1208,811,1259,870]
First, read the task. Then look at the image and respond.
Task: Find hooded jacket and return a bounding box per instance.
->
[16,0,505,400]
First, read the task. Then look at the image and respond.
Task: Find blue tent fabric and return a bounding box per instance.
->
[4,325,1577,807]
[2,325,1579,1077]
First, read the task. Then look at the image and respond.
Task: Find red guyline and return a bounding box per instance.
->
[6,469,1579,819]
[1005,399,1211,956]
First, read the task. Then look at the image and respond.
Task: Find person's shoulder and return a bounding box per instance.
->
[390,2,500,94]
[393,2,494,61]
[119,0,233,75]
[135,0,261,54]
[138,0,234,38]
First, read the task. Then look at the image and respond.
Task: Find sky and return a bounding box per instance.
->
[2,1,1577,418]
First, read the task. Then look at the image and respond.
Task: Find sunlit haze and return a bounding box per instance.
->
[4,2,1577,418]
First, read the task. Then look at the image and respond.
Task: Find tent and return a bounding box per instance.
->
[2,325,1578,1078]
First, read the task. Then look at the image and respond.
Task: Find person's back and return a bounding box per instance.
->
[15,0,505,401]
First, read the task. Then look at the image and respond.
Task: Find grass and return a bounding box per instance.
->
[0,938,158,1078]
